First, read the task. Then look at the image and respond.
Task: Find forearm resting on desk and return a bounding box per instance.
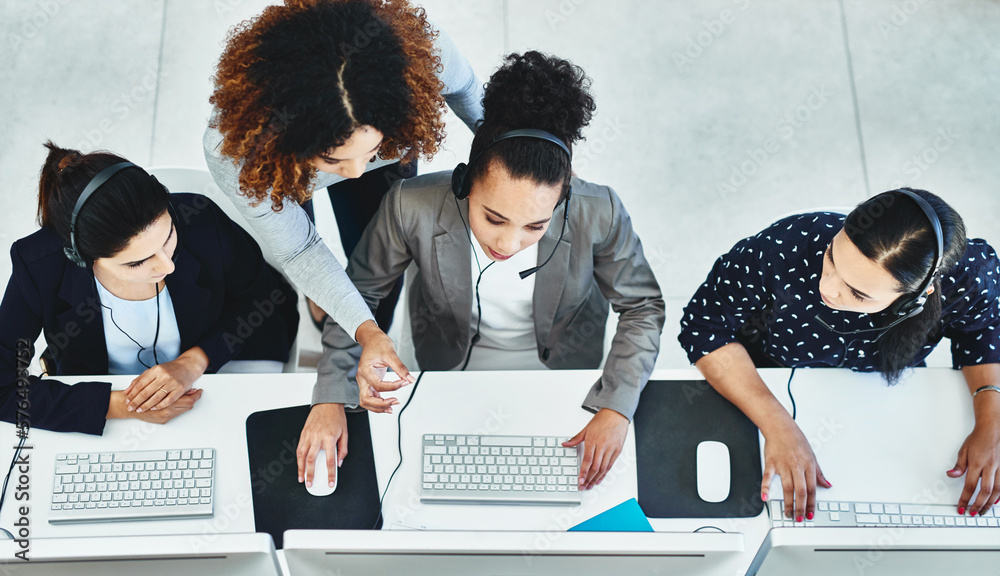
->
[694,343,792,436]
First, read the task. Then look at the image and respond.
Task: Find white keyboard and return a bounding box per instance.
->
[769,500,1000,528]
[50,448,215,524]
[420,434,581,505]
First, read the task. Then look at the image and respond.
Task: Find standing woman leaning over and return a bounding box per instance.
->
[203,0,483,457]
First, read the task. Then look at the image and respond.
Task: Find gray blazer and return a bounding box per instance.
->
[315,171,665,421]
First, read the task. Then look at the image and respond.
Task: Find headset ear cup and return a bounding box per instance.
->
[451,164,469,200]
[63,246,86,268]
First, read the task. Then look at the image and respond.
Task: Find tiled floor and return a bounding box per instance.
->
[2,0,997,370]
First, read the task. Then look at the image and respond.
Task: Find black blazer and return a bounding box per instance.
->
[0,193,299,435]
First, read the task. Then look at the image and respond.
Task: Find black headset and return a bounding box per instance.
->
[451,128,573,369]
[62,160,180,369]
[451,128,573,280]
[64,161,141,267]
[64,162,179,268]
[451,128,572,201]
[814,189,944,342]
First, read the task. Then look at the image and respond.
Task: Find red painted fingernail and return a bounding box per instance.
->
[806,511,814,520]
[958,507,965,515]
[995,498,999,505]
[761,494,768,502]
[970,510,977,517]
[796,516,803,523]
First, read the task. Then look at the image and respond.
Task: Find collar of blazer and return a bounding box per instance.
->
[54,231,211,374]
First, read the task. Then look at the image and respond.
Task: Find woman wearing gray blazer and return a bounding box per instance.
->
[300,52,665,492]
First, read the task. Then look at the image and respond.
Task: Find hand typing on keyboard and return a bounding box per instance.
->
[759,421,833,523]
[562,408,629,490]
[946,406,1000,517]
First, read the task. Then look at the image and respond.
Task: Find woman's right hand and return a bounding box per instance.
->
[354,320,415,413]
[108,389,203,424]
[296,403,349,489]
[760,421,833,522]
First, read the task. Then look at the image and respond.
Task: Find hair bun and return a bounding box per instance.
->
[43,141,83,176]
[482,51,595,144]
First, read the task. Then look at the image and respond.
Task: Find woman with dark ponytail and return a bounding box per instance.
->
[0,142,298,435]
[300,51,665,492]
[679,188,1000,523]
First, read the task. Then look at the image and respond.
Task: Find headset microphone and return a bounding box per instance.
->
[519,190,571,279]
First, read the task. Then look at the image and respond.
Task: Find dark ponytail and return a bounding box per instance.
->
[467,51,596,203]
[844,188,967,384]
[37,141,170,265]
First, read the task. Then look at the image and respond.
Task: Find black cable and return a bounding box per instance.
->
[693,525,726,533]
[786,368,797,420]
[372,371,425,530]
[98,280,162,369]
[453,195,494,371]
[460,263,493,371]
[0,435,27,539]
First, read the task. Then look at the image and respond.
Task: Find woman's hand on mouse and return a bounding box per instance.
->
[563,408,629,490]
[297,403,348,488]
[760,420,832,522]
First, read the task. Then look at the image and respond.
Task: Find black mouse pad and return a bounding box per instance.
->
[632,380,764,518]
[245,405,382,548]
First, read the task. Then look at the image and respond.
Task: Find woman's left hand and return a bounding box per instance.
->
[125,347,210,413]
[948,421,1000,516]
[563,408,629,490]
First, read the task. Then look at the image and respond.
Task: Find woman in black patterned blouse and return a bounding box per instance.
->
[679,188,1000,524]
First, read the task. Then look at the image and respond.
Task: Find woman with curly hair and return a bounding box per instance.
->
[306,51,665,491]
[203,0,482,446]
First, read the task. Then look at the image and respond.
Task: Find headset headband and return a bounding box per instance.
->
[894,189,944,311]
[452,129,572,201]
[64,161,139,266]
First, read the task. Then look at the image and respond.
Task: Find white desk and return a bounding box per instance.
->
[770,367,974,507]
[0,373,315,540]
[1,367,976,576]
[367,368,794,576]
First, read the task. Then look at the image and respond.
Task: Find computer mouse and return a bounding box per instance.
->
[696,440,731,503]
[306,447,337,497]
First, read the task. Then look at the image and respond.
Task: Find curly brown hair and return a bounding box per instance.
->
[209,0,447,210]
